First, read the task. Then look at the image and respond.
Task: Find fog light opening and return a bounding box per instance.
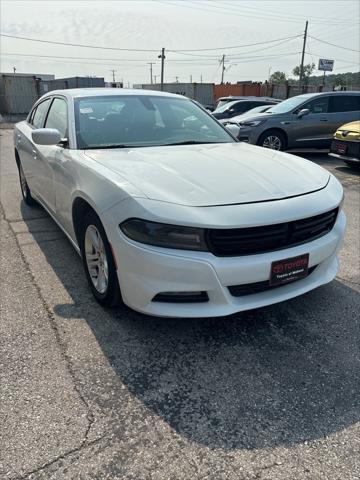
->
[152,291,209,303]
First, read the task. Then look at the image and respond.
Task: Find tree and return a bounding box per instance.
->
[292,63,316,85]
[269,71,287,84]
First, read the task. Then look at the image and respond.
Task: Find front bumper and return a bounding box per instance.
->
[111,210,345,318]
[329,139,360,163]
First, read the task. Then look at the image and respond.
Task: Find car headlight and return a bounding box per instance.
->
[120,218,208,251]
[239,120,267,127]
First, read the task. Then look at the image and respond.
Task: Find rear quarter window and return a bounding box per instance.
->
[329,95,360,113]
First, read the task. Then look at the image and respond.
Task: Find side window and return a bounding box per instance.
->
[301,97,329,114]
[45,98,68,138]
[32,99,51,128]
[329,95,360,113]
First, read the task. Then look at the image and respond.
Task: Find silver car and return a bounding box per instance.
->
[232,92,360,151]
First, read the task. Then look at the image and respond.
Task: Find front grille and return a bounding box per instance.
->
[229,265,318,297]
[331,139,360,158]
[206,208,338,257]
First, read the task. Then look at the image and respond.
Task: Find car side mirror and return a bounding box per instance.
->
[225,123,240,138]
[297,108,310,119]
[32,128,61,146]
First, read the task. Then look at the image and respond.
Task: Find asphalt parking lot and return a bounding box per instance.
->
[1,128,359,480]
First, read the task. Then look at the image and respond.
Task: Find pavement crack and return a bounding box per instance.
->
[1,203,97,478]
[14,435,108,480]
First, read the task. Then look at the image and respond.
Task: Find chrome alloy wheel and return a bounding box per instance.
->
[84,224,109,294]
[262,135,282,150]
[19,164,28,197]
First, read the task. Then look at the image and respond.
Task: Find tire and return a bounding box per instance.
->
[80,210,122,307]
[344,160,360,168]
[257,129,286,151]
[18,161,37,206]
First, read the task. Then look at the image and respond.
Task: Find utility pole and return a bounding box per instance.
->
[13,66,16,76]
[110,69,116,82]
[299,20,308,92]
[158,47,165,91]
[148,62,154,84]
[190,74,192,83]
[221,54,225,84]
[200,74,203,83]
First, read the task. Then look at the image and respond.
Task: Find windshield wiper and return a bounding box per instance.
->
[84,144,134,150]
[165,140,222,146]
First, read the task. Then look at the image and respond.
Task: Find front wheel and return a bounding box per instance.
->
[257,130,286,151]
[80,211,122,307]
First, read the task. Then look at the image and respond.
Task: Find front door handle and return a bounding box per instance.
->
[320,118,328,122]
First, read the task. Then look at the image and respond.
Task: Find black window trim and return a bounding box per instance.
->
[27,97,52,128]
[44,95,69,148]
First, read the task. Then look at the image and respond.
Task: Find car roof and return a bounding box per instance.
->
[218,96,277,101]
[40,88,186,100]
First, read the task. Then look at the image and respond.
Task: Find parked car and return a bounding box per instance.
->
[235,91,360,151]
[215,96,279,110]
[220,104,275,125]
[212,98,279,120]
[14,89,345,318]
[329,120,360,167]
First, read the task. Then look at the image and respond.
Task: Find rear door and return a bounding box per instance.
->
[328,94,360,134]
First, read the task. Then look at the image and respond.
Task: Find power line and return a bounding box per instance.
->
[0,33,160,52]
[0,31,303,54]
[207,0,355,25]
[308,35,360,53]
[158,0,355,26]
[171,35,302,52]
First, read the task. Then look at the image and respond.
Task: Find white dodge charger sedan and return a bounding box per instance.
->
[14,89,345,317]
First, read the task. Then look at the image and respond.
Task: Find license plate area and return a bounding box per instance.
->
[270,253,309,286]
[336,143,347,154]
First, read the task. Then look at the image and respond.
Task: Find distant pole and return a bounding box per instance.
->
[148,62,154,84]
[221,54,225,84]
[322,70,326,88]
[190,74,192,83]
[299,20,308,92]
[110,69,116,82]
[158,47,165,91]
[154,75,157,84]
[13,66,16,76]
[200,74,203,83]
[268,66,272,81]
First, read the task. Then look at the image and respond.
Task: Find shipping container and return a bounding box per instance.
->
[134,83,215,106]
[213,83,261,101]
[0,75,40,114]
[40,76,105,95]
[56,77,105,88]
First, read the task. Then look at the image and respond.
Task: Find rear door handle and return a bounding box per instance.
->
[320,118,328,122]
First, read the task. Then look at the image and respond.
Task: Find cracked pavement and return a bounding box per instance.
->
[0,128,359,479]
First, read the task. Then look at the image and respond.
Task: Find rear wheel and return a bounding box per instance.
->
[80,211,122,306]
[18,161,37,206]
[258,130,286,151]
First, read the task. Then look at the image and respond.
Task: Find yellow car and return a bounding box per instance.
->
[329,121,360,167]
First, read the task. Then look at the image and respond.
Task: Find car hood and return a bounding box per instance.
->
[84,143,329,207]
[221,112,269,124]
[335,120,360,141]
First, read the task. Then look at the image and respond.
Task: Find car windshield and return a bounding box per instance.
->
[267,95,314,114]
[75,95,235,149]
[214,100,240,113]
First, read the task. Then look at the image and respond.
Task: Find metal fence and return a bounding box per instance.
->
[0,75,40,114]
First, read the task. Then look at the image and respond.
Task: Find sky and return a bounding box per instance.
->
[0,0,359,86]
